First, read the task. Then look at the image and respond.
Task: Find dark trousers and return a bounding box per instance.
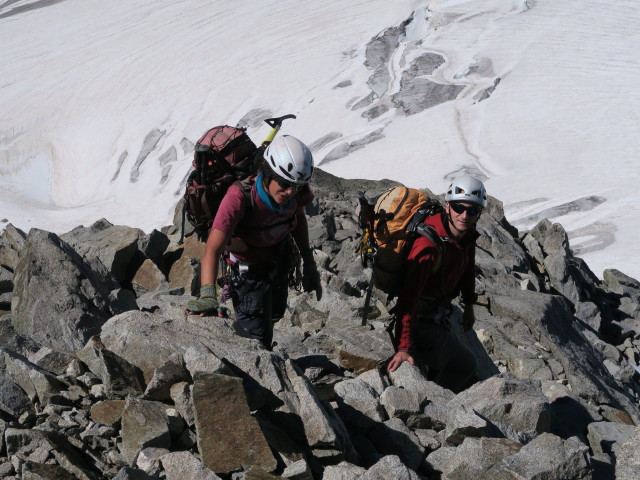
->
[229,263,288,349]
[411,314,477,393]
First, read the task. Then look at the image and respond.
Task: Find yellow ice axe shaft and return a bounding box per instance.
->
[262,114,297,146]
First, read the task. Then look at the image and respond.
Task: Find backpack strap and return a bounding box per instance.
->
[228,177,297,251]
[405,199,447,272]
[414,222,448,273]
[235,176,301,232]
[362,200,447,327]
[234,177,255,216]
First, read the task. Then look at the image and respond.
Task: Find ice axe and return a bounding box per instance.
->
[261,114,297,146]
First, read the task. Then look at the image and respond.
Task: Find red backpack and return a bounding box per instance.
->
[181,126,259,242]
[180,115,298,243]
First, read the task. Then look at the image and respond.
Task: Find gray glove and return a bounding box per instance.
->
[301,252,322,301]
[186,284,229,316]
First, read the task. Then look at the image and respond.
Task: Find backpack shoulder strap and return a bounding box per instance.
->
[415,223,448,273]
[234,177,255,213]
[406,198,447,272]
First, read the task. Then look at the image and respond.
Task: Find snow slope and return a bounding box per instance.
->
[1,0,639,279]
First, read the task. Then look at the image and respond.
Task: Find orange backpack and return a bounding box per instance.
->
[358,186,446,323]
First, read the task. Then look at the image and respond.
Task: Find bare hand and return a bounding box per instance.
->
[387,351,415,372]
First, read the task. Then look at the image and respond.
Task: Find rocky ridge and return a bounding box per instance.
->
[0,168,639,479]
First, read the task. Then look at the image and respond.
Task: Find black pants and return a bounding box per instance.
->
[229,262,288,349]
[411,306,477,393]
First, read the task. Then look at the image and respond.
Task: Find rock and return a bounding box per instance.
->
[131,258,169,296]
[160,451,221,479]
[334,378,386,432]
[475,216,529,275]
[587,421,637,457]
[99,307,258,383]
[11,229,119,351]
[447,374,551,439]
[379,386,422,421]
[389,361,455,406]
[121,397,171,465]
[143,353,190,401]
[2,169,640,479]
[322,461,366,480]
[281,459,314,480]
[501,433,591,480]
[0,368,33,418]
[0,224,26,271]
[112,466,157,479]
[489,289,639,420]
[27,347,78,376]
[253,411,306,467]
[444,403,489,446]
[135,447,168,475]
[224,350,294,411]
[284,360,356,462]
[76,336,145,399]
[369,418,424,471]
[0,265,12,293]
[61,222,145,285]
[167,255,199,296]
[0,347,67,404]
[426,437,522,478]
[90,399,126,426]
[614,426,640,480]
[602,269,640,297]
[360,454,421,479]
[191,372,276,475]
[5,427,101,479]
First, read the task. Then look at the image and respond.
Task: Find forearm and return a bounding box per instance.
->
[394,313,413,352]
[200,228,229,289]
[292,209,313,259]
[200,250,219,286]
[459,250,477,305]
[393,245,436,351]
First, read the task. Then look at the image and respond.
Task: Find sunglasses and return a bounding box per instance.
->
[450,203,481,217]
[273,176,305,192]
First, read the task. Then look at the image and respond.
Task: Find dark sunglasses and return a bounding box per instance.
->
[450,203,481,217]
[273,176,305,192]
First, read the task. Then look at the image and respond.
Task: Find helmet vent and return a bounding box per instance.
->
[278,166,294,180]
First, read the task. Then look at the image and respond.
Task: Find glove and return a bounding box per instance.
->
[301,252,322,301]
[186,284,228,316]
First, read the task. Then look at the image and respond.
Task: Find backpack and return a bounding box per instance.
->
[357,186,447,324]
[180,125,259,242]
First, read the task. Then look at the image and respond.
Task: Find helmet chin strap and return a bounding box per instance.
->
[446,213,463,237]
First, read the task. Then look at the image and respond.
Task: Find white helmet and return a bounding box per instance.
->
[264,135,314,185]
[445,175,487,207]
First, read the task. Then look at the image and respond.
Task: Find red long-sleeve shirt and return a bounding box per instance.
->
[393,212,479,352]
